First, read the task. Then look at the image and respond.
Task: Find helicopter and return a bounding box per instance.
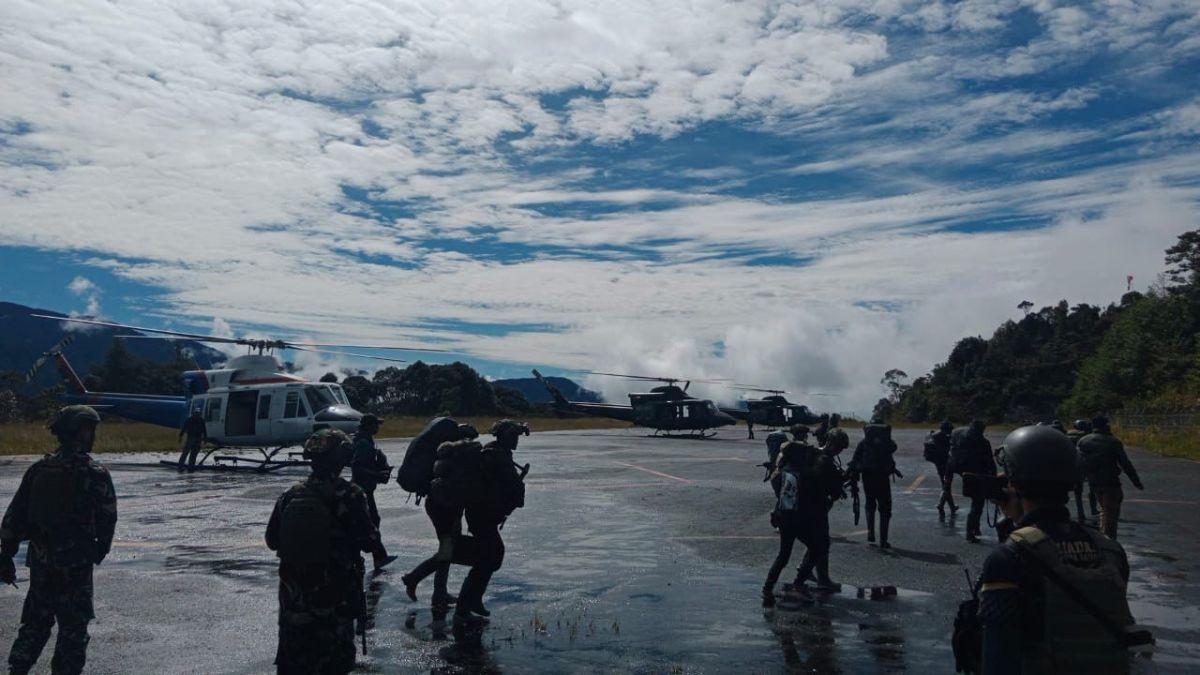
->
[28,314,436,470]
[532,369,737,437]
[719,386,825,429]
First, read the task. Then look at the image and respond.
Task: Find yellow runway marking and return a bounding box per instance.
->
[905,474,927,493]
[612,461,694,485]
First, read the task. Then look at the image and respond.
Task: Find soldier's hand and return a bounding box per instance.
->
[0,556,15,586]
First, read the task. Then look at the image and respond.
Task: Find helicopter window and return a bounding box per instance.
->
[284,391,300,418]
[706,402,718,414]
[679,405,690,418]
[305,385,337,412]
[205,397,222,423]
[329,385,347,405]
[257,394,272,420]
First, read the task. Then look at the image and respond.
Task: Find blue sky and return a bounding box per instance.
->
[1,0,1198,411]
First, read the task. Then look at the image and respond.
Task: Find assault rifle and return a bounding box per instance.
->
[847,473,861,526]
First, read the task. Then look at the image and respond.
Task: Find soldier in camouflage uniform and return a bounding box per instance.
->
[265,428,383,675]
[1,405,118,675]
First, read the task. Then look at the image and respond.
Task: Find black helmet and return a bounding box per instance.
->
[789,424,810,439]
[457,424,479,440]
[1002,425,1077,483]
[1049,419,1065,433]
[939,420,952,432]
[1073,419,1093,433]
[829,413,841,427]
[47,405,101,440]
[1091,415,1110,433]
[359,413,382,430]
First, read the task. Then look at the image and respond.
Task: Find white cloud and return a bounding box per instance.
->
[67,275,101,316]
[1,0,1198,413]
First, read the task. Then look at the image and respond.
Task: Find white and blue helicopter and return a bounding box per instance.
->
[28,314,435,470]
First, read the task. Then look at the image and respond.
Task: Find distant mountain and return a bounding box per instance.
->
[0,302,226,391]
[492,375,603,404]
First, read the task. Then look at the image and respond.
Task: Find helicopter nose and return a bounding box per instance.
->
[717,411,737,427]
[314,406,363,425]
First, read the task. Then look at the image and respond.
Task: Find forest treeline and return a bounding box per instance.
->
[874,229,1200,424]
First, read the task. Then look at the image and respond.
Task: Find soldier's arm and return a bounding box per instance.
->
[984,440,997,475]
[979,546,1023,675]
[91,466,118,561]
[1116,442,1143,489]
[0,468,35,558]
[350,439,385,482]
[264,494,285,551]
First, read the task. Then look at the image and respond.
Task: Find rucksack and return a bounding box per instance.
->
[29,461,84,527]
[279,485,334,565]
[924,430,949,464]
[429,439,484,509]
[397,417,462,496]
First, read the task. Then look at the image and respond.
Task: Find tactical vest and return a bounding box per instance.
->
[278,484,335,565]
[1007,526,1134,674]
[29,460,86,527]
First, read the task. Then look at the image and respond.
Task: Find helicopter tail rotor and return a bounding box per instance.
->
[25,334,76,383]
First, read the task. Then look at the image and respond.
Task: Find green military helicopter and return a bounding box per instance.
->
[533,369,737,437]
[720,385,825,429]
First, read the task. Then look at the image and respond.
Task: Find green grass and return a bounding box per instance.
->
[0,416,635,457]
[1113,424,1200,461]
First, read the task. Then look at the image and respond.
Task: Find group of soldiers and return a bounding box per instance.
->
[760,412,1152,673]
[922,416,1144,541]
[0,405,531,675]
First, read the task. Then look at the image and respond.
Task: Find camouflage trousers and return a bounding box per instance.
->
[274,572,360,675]
[7,563,94,675]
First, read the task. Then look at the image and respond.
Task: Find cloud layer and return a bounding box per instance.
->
[2,0,1198,412]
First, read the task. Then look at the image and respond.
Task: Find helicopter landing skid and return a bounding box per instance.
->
[650,430,718,439]
[158,447,308,473]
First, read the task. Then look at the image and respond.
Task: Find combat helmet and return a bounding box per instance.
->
[789,424,810,439]
[47,405,101,441]
[1001,425,1077,483]
[458,424,480,440]
[303,428,353,461]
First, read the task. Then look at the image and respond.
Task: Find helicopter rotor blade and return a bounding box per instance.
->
[286,341,447,353]
[32,315,243,345]
[587,371,732,385]
[289,346,407,364]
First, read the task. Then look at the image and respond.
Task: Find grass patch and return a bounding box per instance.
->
[0,416,634,457]
[1113,424,1200,461]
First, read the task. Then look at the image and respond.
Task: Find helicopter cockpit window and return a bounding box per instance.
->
[706,402,718,414]
[305,385,337,412]
[328,385,347,405]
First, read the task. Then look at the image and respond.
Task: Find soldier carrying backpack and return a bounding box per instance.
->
[925,420,957,519]
[265,429,384,674]
[402,423,481,607]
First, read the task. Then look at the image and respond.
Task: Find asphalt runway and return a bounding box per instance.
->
[0,427,1197,673]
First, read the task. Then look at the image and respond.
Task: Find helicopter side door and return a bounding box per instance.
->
[223,390,258,441]
[201,394,226,440]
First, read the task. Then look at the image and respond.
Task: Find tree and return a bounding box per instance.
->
[880,369,909,404]
[1164,229,1200,290]
[1018,300,1034,316]
[319,372,339,383]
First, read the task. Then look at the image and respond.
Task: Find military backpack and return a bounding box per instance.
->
[278,484,336,565]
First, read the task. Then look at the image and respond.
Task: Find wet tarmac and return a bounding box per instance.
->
[0,428,1197,673]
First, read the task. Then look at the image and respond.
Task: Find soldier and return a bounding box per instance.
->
[177,409,207,471]
[951,419,995,543]
[814,414,831,448]
[454,420,529,627]
[764,427,790,473]
[924,420,956,519]
[975,426,1145,673]
[763,428,842,607]
[849,420,898,549]
[1078,416,1144,540]
[1,405,118,675]
[402,423,479,607]
[349,414,398,571]
[265,429,383,675]
[1067,419,1098,522]
[822,414,850,464]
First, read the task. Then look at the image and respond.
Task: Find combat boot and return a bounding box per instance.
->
[879,516,892,550]
[761,585,776,608]
[814,552,840,592]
